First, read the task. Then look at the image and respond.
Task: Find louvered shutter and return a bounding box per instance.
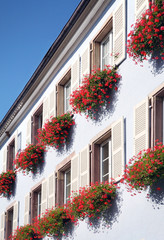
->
[14,131,18,158]
[79,145,90,188]
[81,46,90,79]
[24,193,30,225]
[0,212,5,240]
[49,89,56,119]
[41,179,47,215]
[2,147,7,172]
[71,154,79,193]
[48,172,55,209]
[135,0,149,21]
[113,0,126,66]
[43,97,49,125]
[71,58,79,92]
[13,201,19,233]
[111,116,125,182]
[134,98,149,155]
[26,117,31,145]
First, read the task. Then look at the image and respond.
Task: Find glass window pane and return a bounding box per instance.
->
[103,174,109,182]
[102,159,109,176]
[66,170,71,185]
[66,185,71,200]
[102,142,109,160]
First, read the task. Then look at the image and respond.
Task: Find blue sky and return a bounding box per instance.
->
[0,0,81,122]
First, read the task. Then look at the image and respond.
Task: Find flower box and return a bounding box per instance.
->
[0,170,16,198]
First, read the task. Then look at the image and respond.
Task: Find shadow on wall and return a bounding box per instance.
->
[147,179,164,208]
[56,123,76,156]
[32,152,46,180]
[85,189,123,234]
[149,51,164,76]
[91,79,121,124]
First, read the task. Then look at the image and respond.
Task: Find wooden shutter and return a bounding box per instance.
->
[14,131,18,158]
[2,147,7,172]
[41,179,47,215]
[135,0,149,21]
[112,117,125,182]
[113,0,126,66]
[0,212,5,240]
[24,193,30,225]
[48,172,55,209]
[79,145,90,188]
[26,117,31,145]
[49,88,56,119]
[81,46,90,78]
[71,58,79,92]
[71,154,79,193]
[43,96,49,125]
[13,201,19,233]
[134,98,149,155]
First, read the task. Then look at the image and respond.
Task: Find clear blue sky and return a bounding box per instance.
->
[0,0,81,122]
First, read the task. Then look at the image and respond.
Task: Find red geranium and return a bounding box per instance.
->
[0,170,16,197]
[127,1,164,62]
[70,67,121,119]
[37,112,75,149]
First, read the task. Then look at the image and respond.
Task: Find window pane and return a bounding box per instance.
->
[103,174,109,182]
[66,170,71,185]
[66,185,71,200]
[102,159,109,176]
[102,142,109,160]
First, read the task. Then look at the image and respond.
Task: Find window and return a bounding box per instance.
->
[32,105,43,144]
[64,80,71,113]
[31,185,41,222]
[7,139,15,171]
[91,18,113,70]
[100,138,112,182]
[64,169,71,204]
[91,117,125,183]
[57,69,71,116]
[101,31,113,69]
[6,207,13,240]
[17,132,22,153]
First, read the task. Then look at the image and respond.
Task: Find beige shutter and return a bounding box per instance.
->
[134,98,149,155]
[49,88,56,119]
[79,145,90,188]
[111,116,125,182]
[48,172,55,209]
[13,201,19,233]
[135,0,149,21]
[0,212,5,240]
[43,96,49,125]
[24,193,30,225]
[2,147,7,172]
[81,46,90,78]
[113,0,126,66]
[71,154,79,193]
[26,117,31,145]
[71,58,79,92]
[41,179,48,215]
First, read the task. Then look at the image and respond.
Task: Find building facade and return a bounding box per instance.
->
[0,0,164,239]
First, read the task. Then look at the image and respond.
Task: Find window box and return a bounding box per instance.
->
[0,170,16,198]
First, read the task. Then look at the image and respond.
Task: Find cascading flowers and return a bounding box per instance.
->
[37,112,75,149]
[0,170,16,197]
[14,144,45,174]
[124,142,164,190]
[127,1,164,62]
[11,224,43,240]
[70,67,121,119]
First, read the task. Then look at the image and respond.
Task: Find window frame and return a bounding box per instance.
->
[6,206,13,240]
[64,79,71,113]
[31,184,42,222]
[64,168,71,204]
[100,30,113,69]
[57,69,71,116]
[32,104,43,144]
[90,16,113,70]
[7,138,15,171]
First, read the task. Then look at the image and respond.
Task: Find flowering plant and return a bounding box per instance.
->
[127,1,164,62]
[70,182,116,219]
[37,112,75,149]
[11,224,42,240]
[14,144,45,174]
[70,67,121,119]
[37,206,75,238]
[124,142,164,190]
[0,170,16,197]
